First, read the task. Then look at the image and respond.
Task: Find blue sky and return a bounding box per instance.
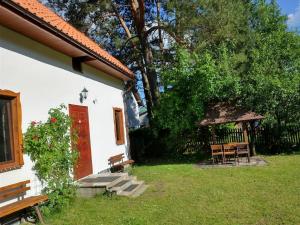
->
[277,0,300,29]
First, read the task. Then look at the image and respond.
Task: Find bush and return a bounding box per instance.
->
[129,127,208,163]
[23,104,78,214]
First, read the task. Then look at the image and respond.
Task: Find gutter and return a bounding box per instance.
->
[1,0,134,80]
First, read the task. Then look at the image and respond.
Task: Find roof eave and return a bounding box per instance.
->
[0,0,134,81]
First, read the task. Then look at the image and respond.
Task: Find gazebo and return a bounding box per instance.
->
[197,102,264,155]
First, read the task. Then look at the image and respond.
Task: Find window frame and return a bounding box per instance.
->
[113,107,125,145]
[0,90,23,172]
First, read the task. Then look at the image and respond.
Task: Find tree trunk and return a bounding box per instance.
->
[129,0,160,108]
[140,36,160,105]
[155,0,164,52]
[112,0,156,120]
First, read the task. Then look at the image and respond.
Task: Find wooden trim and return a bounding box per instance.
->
[0,90,23,172]
[113,107,125,145]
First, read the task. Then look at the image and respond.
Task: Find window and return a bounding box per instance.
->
[113,108,125,145]
[0,90,23,172]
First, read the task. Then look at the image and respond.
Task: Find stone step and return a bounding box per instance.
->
[131,184,149,198]
[78,173,128,188]
[105,174,130,189]
[76,173,128,197]
[118,181,145,197]
[109,179,132,194]
[76,172,147,198]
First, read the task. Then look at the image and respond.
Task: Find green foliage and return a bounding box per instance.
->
[155,0,300,139]
[242,28,300,125]
[23,104,78,213]
[154,47,240,135]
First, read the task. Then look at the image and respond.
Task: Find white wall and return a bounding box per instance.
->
[0,25,129,204]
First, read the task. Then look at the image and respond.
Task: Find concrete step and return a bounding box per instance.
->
[76,173,128,197]
[131,184,149,198]
[109,179,133,194]
[118,181,144,197]
[77,173,128,188]
[76,172,147,198]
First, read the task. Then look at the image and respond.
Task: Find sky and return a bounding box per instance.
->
[277,0,300,29]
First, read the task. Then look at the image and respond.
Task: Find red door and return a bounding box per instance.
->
[69,104,93,180]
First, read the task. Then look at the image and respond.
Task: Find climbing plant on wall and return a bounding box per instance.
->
[23,104,78,213]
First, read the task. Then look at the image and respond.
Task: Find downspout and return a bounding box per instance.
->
[122,81,132,160]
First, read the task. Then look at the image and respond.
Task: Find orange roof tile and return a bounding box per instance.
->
[11,0,134,77]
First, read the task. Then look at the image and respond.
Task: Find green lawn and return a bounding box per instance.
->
[47,155,300,225]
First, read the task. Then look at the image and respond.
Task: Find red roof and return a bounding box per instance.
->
[11,0,133,77]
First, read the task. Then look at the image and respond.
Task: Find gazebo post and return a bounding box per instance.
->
[211,126,217,144]
[242,122,249,143]
[250,121,257,156]
[242,122,256,156]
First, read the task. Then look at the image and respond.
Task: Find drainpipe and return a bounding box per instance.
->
[122,81,132,160]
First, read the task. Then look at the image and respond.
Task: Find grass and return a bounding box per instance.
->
[47,155,300,225]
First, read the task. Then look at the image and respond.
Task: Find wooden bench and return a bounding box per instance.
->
[210,144,224,164]
[236,142,250,163]
[0,180,48,224]
[108,153,134,172]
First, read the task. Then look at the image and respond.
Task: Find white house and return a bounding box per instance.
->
[0,0,135,206]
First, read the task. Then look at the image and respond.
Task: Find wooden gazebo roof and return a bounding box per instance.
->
[197,102,264,126]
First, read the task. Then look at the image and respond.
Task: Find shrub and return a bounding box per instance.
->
[23,104,78,213]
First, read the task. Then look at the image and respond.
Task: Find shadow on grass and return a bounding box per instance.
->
[133,151,209,167]
[133,149,300,167]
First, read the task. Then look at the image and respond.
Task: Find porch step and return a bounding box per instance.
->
[109,179,132,194]
[131,184,149,198]
[77,172,147,198]
[117,181,147,197]
[114,179,131,187]
[78,173,128,188]
[76,173,127,198]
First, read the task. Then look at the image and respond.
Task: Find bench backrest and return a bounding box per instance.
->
[0,180,30,201]
[236,142,249,151]
[210,145,223,155]
[223,144,236,152]
[108,154,124,165]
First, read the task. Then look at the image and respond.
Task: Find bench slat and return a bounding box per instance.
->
[109,158,123,164]
[108,154,134,172]
[0,180,30,193]
[108,154,124,162]
[0,195,48,218]
[108,153,123,159]
[111,160,135,168]
[0,187,30,201]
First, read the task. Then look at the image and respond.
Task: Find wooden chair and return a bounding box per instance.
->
[0,180,48,224]
[108,153,134,172]
[210,145,223,164]
[236,142,250,163]
[223,144,237,164]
